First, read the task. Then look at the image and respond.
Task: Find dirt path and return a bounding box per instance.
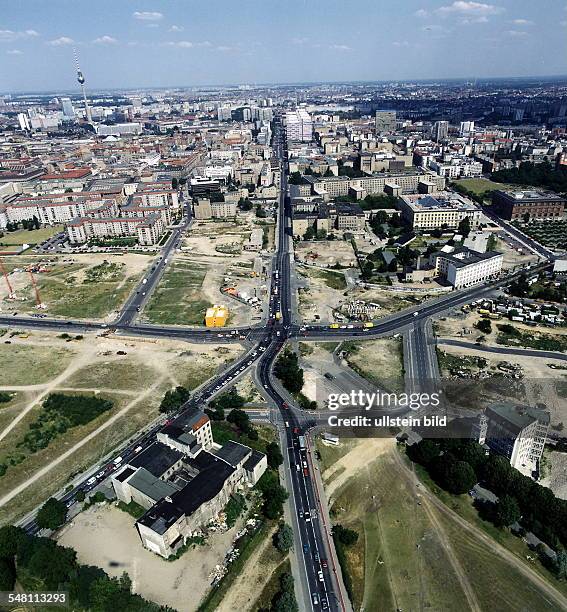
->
[215,525,278,612]
[0,341,100,443]
[393,449,567,611]
[0,379,164,508]
[419,487,482,612]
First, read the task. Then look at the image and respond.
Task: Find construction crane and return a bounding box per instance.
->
[28,270,46,309]
[0,258,16,299]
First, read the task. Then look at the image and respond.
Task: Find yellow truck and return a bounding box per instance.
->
[329,323,340,329]
[363,322,374,328]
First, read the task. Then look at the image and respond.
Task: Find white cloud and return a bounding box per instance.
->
[169,25,184,32]
[506,29,529,37]
[163,40,211,48]
[216,45,233,52]
[48,36,74,46]
[414,9,429,18]
[437,1,503,22]
[329,44,352,51]
[0,29,39,42]
[133,11,163,21]
[291,37,308,45]
[561,20,567,27]
[422,24,448,32]
[6,49,23,55]
[511,19,534,26]
[392,40,411,47]
[93,35,117,45]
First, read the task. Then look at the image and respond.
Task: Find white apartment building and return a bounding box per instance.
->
[285,109,313,142]
[211,200,237,218]
[4,196,117,226]
[96,122,143,136]
[398,192,482,230]
[429,158,483,179]
[66,213,164,246]
[475,402,549,477]
[430,247,503,288]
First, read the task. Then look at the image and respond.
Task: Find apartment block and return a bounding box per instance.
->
[491,189,566,221]
[430,246,503,288]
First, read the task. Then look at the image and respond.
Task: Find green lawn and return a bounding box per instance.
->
[144,258,211,325]
[0,343,76,386]
[454,178,516,196]
[0,225,64,246]
[307,267,348,290]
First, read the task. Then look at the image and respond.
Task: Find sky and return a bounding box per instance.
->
[0,0,566,92]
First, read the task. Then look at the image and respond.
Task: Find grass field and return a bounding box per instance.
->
[144,258,210,325]
[2,256,147,319]
[328,445,563,611]
[64,359,158,391]
[342,337,405,392]
[0,225,64,246]
[305,267,348,290]
[0,342,76,385]
[454,178,516,195]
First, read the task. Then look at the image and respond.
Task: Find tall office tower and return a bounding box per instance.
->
[74,50,92,123]
[459,121,475,136]
[375,110,396,134]
[432,120,449,142]
[61,97,75,119]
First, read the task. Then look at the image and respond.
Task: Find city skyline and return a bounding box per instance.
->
[1,0,566,92]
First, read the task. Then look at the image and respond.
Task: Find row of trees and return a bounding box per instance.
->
[0,526,173,610]
[2,216,40,233]
[158,386,190,413]
[492,161,567,195]
[274,350,304,395]
[408,438,567,561]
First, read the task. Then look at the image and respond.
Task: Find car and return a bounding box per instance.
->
[293,427,299,434]
[96,471,105,479]
[321,597,328,610]
[413,311,419,317]
[314,551,319,562]
[86,477,97,486]
[323,373,334,380]
[304,511,311,522]
[296,463,300,471]
[312,593,319,606]
[321,558,328,568]
[318,570,324,582]
[303,468,309,477]
[302,461,307,468]
[303,543,309,553]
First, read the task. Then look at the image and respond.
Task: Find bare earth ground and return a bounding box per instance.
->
[295,241,358,267]
[492,236,539,270]
[57,504,247,612]
[215,524,280,612]
[0,330,242,524]
[0,253,151,321]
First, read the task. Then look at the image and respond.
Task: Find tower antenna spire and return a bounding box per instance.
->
[74,48,92,124]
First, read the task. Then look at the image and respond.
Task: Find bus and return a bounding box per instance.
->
[298,435,306,450]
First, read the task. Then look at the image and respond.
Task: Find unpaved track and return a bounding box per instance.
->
[0,379,164,508]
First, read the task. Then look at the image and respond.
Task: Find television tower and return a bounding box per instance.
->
[74,49,92,123]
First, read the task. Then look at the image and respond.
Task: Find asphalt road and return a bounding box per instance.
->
[438,338,567,362]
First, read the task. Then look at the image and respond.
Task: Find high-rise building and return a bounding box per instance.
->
[17,113,31,131]
[74,50,92,123]
[285,109,312,142]
[61,97,75,119]
[375,110,396,134]
[217,105,232,121]
[459,121,474,136]
[432,120,448,142]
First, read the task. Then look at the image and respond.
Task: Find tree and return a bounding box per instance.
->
[458,216,472,238]
[159,386,190,413]
[273,589,298,612]
[36,497,67,531]
[361,260,374,280]
[522,211,531,224]
[316,228,327,240]
[303,226,316,241]
[274,350,304,394]
[288,171,303,185]
[555,550,567,579]
[495,494,521,527]
[274,523,294,553]
[266,441,283,469]
[437,460,477,495]
[0,557,16,590]
[227,408,251,433]
[387,258,398,272]
[475,319,492,334]
[75,490,86,503]
[332,524,359,546]
[407,439,440,466]
[487,233,498,251]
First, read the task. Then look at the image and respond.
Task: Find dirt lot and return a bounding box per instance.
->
[343,337,405,392]
[0,253,151,321]
[145,219,269,327]
[295,240,357,268]
[57,503,247,612]
[0,330,242,525]
[492,235,539,270]
[437,342,567,425]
